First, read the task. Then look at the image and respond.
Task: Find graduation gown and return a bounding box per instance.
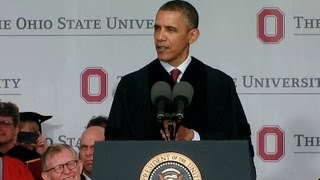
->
[107,57,254,155]
[1,153,34,180]
[6,145,42,180]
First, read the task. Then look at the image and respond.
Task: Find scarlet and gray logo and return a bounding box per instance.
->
[257,8,285,44]
[80,67,108,103]
[257,125,285,161]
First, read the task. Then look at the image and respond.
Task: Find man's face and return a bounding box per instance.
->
[154,10,198,67]
[42,149,83,180]
[79,127,105,176]
[0,115,18,147]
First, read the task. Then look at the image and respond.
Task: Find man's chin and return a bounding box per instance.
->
[158,57,170,62]
[84,169,92,177]
[84,164,93,172]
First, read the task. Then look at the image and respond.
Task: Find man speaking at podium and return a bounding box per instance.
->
[106,0,255,159]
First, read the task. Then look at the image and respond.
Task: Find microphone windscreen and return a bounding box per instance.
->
[151,81,171,105]
[171,81,194,107]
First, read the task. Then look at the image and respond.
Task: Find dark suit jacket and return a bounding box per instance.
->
[106,57,254,156]
[81,174,86,180]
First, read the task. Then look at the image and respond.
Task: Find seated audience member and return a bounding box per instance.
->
[79,126,105,180]
[18,111,52,155]
[41,144,83,180]
[0,152,34,180]
[0,101,42,180]
[85,115,108,128]
[18,111,52,180]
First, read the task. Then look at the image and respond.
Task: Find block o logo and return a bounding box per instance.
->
[257,8,285,44]
[81,67,108,103]
[257,125,285,161]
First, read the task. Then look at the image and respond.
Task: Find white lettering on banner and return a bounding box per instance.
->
[105,17,154,29]
[0,79,21,88]
[57,17,102,30]
[80,67,108,103]
[294,16,320,29]
[242,76,320,88]
[257,126,285,161]
[16,17,53,30]
[257,8,285,44]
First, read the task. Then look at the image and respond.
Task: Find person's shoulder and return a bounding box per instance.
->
[119,59,157,82]
[80,174,87,180]
[6,145,40,162]
[2,155,34,180]
[125,59,156,76]
[192,56,233,81]
[206,65,233,81]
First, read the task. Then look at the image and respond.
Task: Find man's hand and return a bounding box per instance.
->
[160,119,194,141]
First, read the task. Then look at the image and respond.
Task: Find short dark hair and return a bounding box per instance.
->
[86,115,108,128]
[159,0,199,29]
[0,101,20,127]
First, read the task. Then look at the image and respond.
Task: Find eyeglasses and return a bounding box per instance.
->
[45,160,79,174]
[0,120,14,127]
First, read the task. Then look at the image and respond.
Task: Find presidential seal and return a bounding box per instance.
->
[140,152,202,180]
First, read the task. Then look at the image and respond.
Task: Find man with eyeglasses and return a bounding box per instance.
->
[0,101,19,154]
[79,126,105,180]
[41,144,83,180]
[0,101,41,179]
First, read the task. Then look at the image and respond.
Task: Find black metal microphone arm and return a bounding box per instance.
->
[157,113,183,141]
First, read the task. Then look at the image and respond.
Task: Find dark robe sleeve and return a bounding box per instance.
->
[106,66,161,140]
[106,75,133,140]
[205,66,254,155]
[206,67,256,178]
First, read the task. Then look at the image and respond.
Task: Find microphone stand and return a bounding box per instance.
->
[168,120,175,141]
[157,113,172,141]
[173,115,183,141]
[157,113,183,141]
[166,115,184,141]
[168,112,180,141]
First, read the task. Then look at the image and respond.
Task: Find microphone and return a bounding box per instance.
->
[151,81,172,122]
[171,81,194,122]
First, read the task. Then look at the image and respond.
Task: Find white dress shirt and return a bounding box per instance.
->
[82,172,91,180]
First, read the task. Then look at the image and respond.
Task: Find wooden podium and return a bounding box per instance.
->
[92,140,256,180]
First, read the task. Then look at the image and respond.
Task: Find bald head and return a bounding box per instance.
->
[79,126,105,177]
[80,126,105,143]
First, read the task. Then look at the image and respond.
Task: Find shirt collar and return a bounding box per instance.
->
[83,172,91,180]
[159,55,192,74]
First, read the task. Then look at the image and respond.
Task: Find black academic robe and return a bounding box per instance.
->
[107,57,254,156]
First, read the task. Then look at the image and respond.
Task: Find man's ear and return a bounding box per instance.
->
[188,28,200,44]
[14,126,19,136]
[78,160,83,173]
[41,172,49,180]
